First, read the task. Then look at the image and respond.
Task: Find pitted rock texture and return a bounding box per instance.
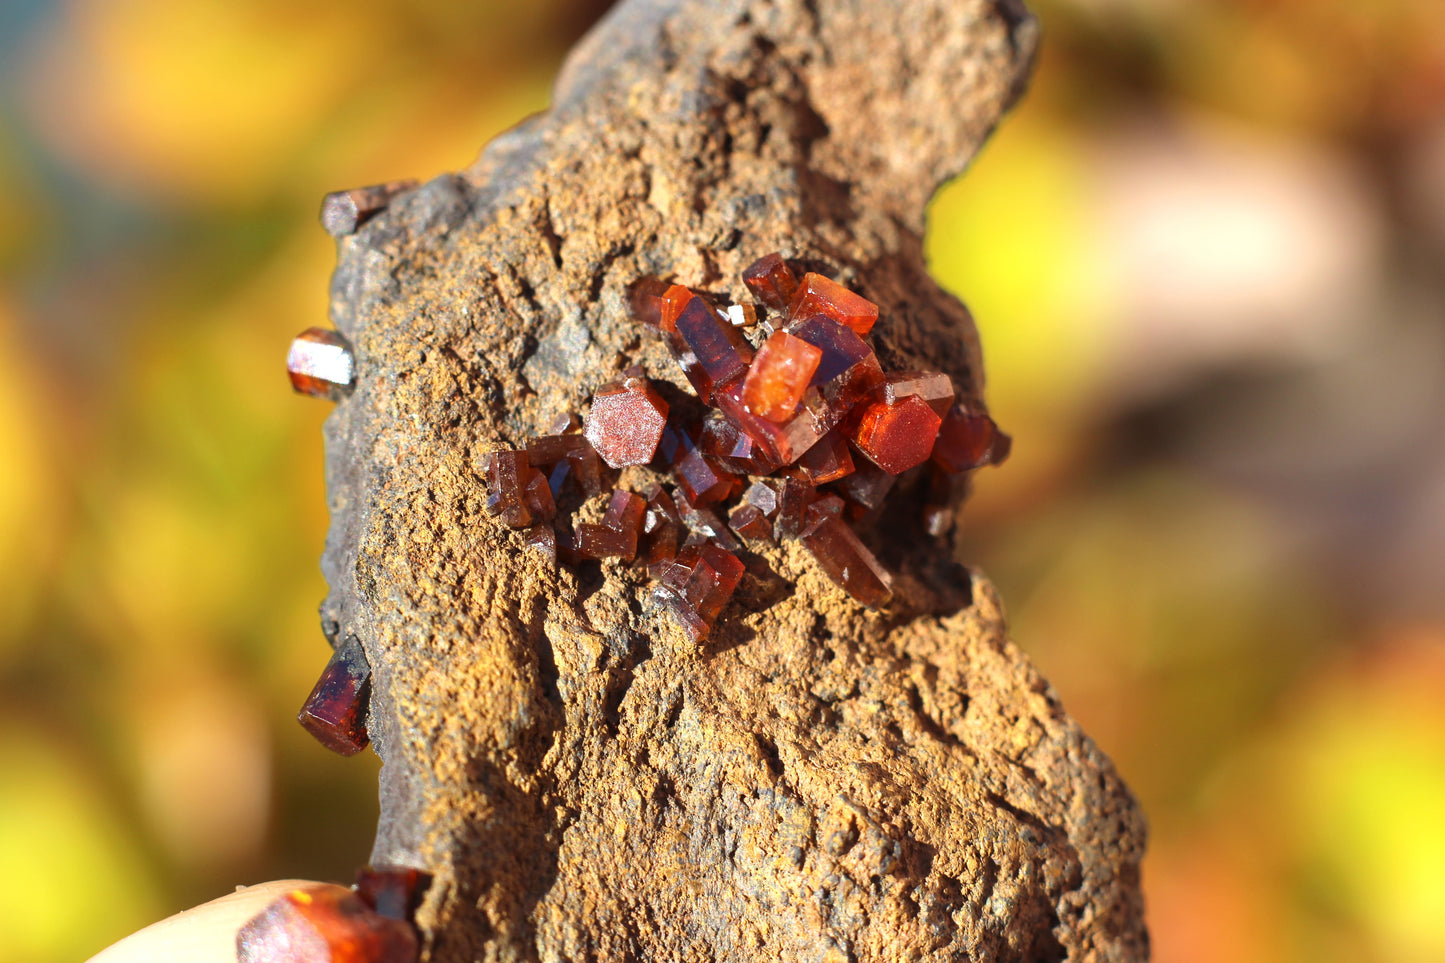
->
[315,0,1148,960]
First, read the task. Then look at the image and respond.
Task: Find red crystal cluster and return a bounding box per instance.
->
[481,253,1008,638]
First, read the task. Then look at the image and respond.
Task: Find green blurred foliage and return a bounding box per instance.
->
[0,0,1442,960]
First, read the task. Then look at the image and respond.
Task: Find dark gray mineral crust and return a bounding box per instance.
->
[315,0,1148,960]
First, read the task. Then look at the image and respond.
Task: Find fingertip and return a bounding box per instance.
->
[87,880,339,963]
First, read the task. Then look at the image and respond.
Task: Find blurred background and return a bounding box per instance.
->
[0,0,1441,960]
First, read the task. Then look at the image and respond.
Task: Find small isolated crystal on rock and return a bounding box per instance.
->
[787,272,880,336]
[319,179,419,238]
[288,328,356,401]
[850,394,943,474]
[740,330,823,422]
[237,884,417,963]
[726,304,758,327]
[741,252,799,311]
[297,636,371,756]
[585,377,670,468]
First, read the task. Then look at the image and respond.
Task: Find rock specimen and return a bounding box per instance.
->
[291,0,1149,960]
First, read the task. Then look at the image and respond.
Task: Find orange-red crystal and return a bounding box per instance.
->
[237,884,417,963]
[740,331,822,423]
[786,272,880,336]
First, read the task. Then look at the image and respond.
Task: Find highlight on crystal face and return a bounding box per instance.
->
[288,327,356,400]
[470,252,1007,636]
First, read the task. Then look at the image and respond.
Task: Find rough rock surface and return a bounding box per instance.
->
[315,0,1148,960]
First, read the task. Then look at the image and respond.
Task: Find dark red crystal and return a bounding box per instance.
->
[833,457,896,510]
[602,489,647,541]
[850,394,942,474]
[774,477,815,539]
[787,272,879,336]
[741,252,799,311]
[673,433,740,506]
[700,413,781,475]
[714,379,830,466]
[932,402,1006,474]
[575,522,637,560]
[585,378,670,468]
[484,450,534,528]
[800,515,893,608]
[237,884,417,963]
[525,524,557,564]
[628,277,670,328]
[527,432,588,467]
[565,445,606,495]
[297,637,370,756]
[668,296,753,403]
[288,328,355,401]
[794,428,855,484]
[728,503,773,543]
[522,468,556,522]
[788,316,885,414]
[355,867,431,922]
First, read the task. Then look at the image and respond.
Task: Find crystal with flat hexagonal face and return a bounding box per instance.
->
[287,328,355,400]
[850,394,943,474]
[584,377,670,468]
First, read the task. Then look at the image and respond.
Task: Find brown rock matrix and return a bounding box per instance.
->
[312,0,1147,961]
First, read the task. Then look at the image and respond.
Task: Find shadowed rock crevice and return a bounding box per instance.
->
[315,0,1147,960]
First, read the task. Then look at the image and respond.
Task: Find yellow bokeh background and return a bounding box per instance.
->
[1,1,1442,960]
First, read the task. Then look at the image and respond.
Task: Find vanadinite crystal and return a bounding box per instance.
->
[850,394,943,475]
[319,179,419,238]
[237,884,417,963]
[788,316,884,414]
[787,272,879,336]
[740,331,823,422]
[741,252,799,311]
[667,296,753,402]
[585,377,670,468]
[298,636,370,756]
[883,370,954,414]
[932,401,1009,474]
[655,543,745,640]
[288,328,356,401]
[801,515,893,608]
